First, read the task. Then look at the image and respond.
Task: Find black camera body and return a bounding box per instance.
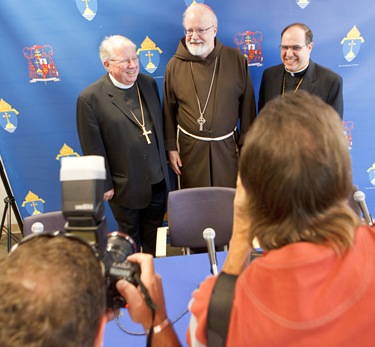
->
[60,156,140,309]
[103,231,141,309]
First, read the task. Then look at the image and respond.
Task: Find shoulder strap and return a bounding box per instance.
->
[206,272,238,347]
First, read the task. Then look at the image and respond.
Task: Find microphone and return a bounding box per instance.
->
[31,222,44,234]
[203,228,218,275]
[353,190,374,226]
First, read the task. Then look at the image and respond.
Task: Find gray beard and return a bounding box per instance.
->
[187,41,211,57]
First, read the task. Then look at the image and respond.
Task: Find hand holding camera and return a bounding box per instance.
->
[116,253,168,332]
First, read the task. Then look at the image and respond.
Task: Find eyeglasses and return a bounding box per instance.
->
[279,45,307,52]
[110,56,139,67]
[184,25,214,36]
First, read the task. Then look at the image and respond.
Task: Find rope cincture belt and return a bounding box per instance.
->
[177,125,235,142]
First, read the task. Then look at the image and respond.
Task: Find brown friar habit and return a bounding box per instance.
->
[163,38,256,188]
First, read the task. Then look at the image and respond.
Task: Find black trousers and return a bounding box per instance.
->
[109,180,166,256]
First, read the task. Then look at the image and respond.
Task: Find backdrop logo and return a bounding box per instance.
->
[22,191,45,215]
[0,99,19,133]
[367,164,375,186]
[234,31,264,67]
[295,0,310,9]
[340,26,365,62]
[76,0,97,21]
[23,45,60,83]
[137,36,162,74]
[343,120,354,150]
[184,0,205,6]
[56,144,80,160]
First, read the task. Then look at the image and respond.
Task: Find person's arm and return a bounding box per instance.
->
[222,175,252,275]
[116,253,181,347]
[76,94,114,192]
[162,62,179,152]
[168,150,182,176]
[103,189,114,201]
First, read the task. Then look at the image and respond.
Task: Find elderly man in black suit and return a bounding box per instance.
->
[258,23,343,118]
[76,35,170,255]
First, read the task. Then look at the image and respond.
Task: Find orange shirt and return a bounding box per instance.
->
[187,225,375,346]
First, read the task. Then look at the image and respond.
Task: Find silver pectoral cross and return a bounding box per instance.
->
[142,126,152,144]
[197,114,206,131]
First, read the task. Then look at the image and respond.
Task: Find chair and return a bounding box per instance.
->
[22,211,67,237]
[156,187,235,257]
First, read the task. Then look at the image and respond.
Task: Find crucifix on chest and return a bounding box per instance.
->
[142,125,152,144]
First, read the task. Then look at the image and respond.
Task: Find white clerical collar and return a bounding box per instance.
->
[285,63,309,77]
[108,73,134,89]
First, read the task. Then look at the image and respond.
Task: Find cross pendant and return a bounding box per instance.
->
[142,126,152,144]
[197,115,206,131]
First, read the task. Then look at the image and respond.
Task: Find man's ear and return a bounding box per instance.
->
[103,61,111,72]
[94,314,107,347]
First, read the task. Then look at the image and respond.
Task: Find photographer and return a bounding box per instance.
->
[187,91,375,346]
[0,235,180,347]
[0,236,106,347]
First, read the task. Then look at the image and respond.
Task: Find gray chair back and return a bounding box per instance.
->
[168,187,235,249]
[22,211,66,237]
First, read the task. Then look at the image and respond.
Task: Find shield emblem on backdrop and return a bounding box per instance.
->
[341,25,365,62]
[368,165,375,186]
[23,45,60,83]
[76,0,97,21]
[22,191,46,216]
[234,31,264,67]
[0,99,19,133]
[137,36,163,74]
[342,38,362,62]
[295,0,310,9]
[139,50,161,74]
[0,111,18,133]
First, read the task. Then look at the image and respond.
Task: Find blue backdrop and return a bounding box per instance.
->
[1,0,374,233]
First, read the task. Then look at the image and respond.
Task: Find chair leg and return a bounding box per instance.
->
[155,227,168,257]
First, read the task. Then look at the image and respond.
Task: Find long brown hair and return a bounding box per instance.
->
[240,91,360,254]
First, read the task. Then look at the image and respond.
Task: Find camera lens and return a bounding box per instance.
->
[105,232,139,309]
[106,231,137,263]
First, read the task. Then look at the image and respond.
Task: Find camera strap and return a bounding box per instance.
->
[206,272,238,347]
[133,273,157,347]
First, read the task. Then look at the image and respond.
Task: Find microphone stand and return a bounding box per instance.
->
[0,158,23,251]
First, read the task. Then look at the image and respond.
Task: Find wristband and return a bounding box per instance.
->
[146,318,170,335]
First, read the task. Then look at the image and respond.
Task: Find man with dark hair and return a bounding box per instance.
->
[258,23,344,118]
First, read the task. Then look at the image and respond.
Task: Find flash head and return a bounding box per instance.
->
[60,155,106,227]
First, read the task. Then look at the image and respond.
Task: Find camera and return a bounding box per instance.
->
[60,155,140,309]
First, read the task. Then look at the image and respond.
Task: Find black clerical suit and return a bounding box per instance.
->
[76,73,170,254]
[258,59,343,118]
